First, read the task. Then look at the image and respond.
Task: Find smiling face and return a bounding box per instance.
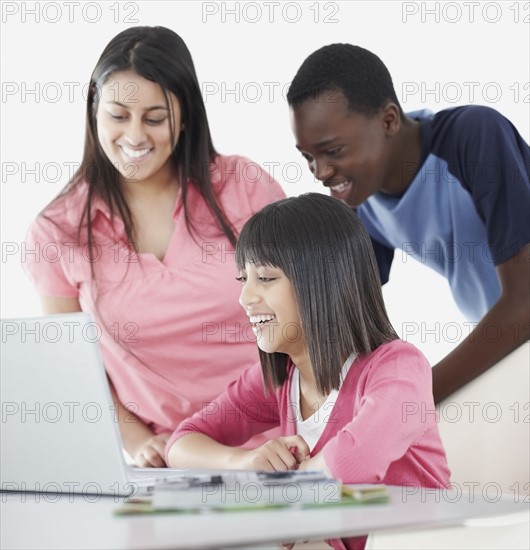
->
[238,263,308,362]
[290,90,400,207]
[96,70,182,186]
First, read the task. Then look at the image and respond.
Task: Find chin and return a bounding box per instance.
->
[341,198,358,208]
[344,193,366,208]
[257,344,277,355]
[257,338,284,355]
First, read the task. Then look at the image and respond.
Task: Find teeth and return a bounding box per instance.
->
[121,146,151,158]
[249,315,276,326]
[330,181,351,192]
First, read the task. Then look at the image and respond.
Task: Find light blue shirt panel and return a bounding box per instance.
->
[358,153,501,321]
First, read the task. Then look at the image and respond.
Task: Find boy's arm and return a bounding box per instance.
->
[430,107,530,403]
[432,243,530,403]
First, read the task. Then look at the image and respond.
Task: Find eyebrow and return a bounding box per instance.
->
[296,137,339,151]
[106,101,168,112]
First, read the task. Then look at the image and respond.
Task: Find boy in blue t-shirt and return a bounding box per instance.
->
[287,44,530,404]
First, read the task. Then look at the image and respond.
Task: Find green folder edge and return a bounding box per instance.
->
[114,486,389,516]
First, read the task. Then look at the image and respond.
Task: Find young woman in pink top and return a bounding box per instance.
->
[166,193,450,549]
[23,26,285,467]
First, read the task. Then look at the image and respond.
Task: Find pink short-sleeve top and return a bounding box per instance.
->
[23,155,286,433]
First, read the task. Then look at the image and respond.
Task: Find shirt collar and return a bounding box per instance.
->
[65,181,125,236]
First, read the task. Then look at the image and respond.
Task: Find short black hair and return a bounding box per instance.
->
[287,43,402,116]
[236,193,398,395]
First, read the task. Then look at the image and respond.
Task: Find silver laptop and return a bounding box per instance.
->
[0,312,194,496]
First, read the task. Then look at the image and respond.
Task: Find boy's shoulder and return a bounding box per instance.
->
[433,104,509,129]
[411,105,511,138]
[411,104,506,123]
[414,105,519,167]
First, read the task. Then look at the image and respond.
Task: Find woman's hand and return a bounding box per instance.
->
[133,433,170,467]
[234,435,311,471]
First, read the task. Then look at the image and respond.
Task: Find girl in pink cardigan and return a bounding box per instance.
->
[166,193,450,550]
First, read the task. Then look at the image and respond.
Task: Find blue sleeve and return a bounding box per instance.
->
[435,106,530,265]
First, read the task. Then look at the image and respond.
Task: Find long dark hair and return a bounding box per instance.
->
[236,193,398,395]
[44,25,237,256]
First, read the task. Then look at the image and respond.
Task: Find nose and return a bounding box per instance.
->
[123,117,147,146]
[239,278,260,310]
[311,158,335,182]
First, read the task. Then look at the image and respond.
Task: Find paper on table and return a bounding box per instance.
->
[114,475,389,516]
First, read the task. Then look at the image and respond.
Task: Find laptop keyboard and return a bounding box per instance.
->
[128,467,188,483]
[128,466,183,481]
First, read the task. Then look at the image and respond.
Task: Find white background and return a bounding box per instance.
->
[1,0,529,366]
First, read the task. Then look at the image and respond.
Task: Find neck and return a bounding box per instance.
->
[382,116,422,196]
[290,352,323,397]
[121,166,179,202]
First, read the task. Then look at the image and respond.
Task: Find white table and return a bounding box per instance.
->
[1,486,528,549]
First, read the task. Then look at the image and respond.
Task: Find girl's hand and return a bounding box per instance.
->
[133,433,170,467]
[235,435,311,471]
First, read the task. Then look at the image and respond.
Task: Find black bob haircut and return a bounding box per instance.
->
[287,43,402,116]
[236,193,398,395]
